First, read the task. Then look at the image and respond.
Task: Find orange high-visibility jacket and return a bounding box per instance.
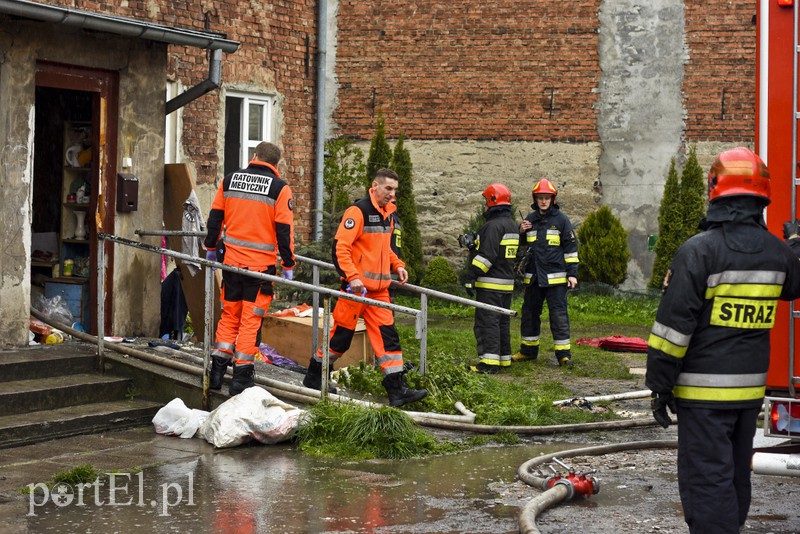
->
[333,190,404,292]
[204,160,295,271]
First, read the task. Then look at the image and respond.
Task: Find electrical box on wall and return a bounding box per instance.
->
[116,173,139,212]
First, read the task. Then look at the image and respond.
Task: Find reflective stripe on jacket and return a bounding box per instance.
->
[204,160,295,270]
[468,205,518,293]
[646,226,800,409]
[333,189,404,292]
[522,204,578,286]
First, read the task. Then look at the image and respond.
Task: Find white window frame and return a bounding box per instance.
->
[164,81,182,164]
[225,91,275,169]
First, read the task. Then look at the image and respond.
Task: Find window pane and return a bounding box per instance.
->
[248,147,255,162]
[248,103,263,140]
[224,97,243,175]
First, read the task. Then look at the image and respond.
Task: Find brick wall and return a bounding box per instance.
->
[683,1,756,143]
[334,0,756,146]
[47,0,319,238]
[334,0,602,142]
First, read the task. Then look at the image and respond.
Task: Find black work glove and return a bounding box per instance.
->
[783,220,800,240]
[464,282,475,298]
[651,392,677,429]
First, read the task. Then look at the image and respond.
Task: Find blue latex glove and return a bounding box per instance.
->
[283,269,293,281]
[205,250,217,262]
[346,284,367,297]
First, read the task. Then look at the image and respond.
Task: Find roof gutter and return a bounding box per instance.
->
[0,0,240,113]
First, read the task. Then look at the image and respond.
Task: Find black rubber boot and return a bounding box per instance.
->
[382,373,428,408]
[209,356,231,390]
[302,358,337,394]
[556,351,573,368]
[229,363,255,396]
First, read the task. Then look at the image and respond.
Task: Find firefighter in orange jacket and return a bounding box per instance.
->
[204,142,295,396]
[303,169,427,407]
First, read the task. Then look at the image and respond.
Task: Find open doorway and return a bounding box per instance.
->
[31,87,95,331]
[33,62,119,335]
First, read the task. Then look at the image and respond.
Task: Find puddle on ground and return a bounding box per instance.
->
[21,441,685,533]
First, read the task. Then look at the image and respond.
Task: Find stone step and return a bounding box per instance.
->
[0,374,132,415]
[0,399,163,449]
[0,345,96,382]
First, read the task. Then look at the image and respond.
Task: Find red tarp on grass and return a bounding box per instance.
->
[576,335,648,353]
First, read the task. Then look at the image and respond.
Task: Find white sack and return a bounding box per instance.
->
[152,398,210,439]
[199,387,303,448]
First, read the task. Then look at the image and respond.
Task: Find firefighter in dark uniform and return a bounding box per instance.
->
[465,183,519,374]
[303,169,427,407]
[513,179,579,367]
[204,141,295,396]
[646,147,800,534]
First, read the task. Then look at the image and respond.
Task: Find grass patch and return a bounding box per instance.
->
[20,464,101,494]
[296,401,464,459]
[335,290,657,428]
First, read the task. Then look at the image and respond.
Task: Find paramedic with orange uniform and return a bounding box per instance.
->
[204,142,295,396]
[303,169,427,407]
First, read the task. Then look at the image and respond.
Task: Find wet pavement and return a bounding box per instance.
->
[1,422,799,533]
[0,423,655,534]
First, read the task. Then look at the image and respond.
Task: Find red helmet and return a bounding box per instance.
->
[532,179,557,200]
[708,147,770,204]
[482,183,512,207]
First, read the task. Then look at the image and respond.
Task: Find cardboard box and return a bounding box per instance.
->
[261,315,374,369]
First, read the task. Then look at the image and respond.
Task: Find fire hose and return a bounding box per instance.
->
[517,440,678,534]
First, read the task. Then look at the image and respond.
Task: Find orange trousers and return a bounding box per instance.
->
[213,268,273,365]
[314,288,404,376]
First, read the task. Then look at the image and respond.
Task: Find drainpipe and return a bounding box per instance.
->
[166,48,222,115]
[0,0,239,115]
[314,0,329,241]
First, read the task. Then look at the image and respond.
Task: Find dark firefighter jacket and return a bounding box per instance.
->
[467,205,519,293]
[204,159,295,271]
[333,189,404,292]
[521,204,579,286]
[646,200,800,409]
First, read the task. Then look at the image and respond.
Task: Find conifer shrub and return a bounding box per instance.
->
[577,205,631,287]
[365,111,392,193]
[421,257,458,289]
[392,134,424,283]
[679,145,706,243]
[650,159,682,288]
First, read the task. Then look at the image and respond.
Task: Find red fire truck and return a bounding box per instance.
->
[755,0,800,476]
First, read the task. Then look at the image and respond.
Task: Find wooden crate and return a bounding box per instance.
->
[261,315,374,369]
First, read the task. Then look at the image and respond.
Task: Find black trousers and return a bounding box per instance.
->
[677,404,760,533]
[520,283,571,356]
[474,289,512,367]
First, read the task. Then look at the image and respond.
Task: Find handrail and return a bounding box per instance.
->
[100,232,421,408]
[134,228,517,315]
[133,228,517,377]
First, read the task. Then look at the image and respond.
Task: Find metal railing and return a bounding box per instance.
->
[97,230,516,406]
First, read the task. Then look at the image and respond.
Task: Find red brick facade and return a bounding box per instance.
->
[334,0,756,145]
[47,0,319,238]
[683,1,756,142]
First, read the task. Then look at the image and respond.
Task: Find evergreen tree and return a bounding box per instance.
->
[577,205,631,287]
[649,158,683,289]
[365,111,392,193]
[679,145,706,243]
[391,133,424,284]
